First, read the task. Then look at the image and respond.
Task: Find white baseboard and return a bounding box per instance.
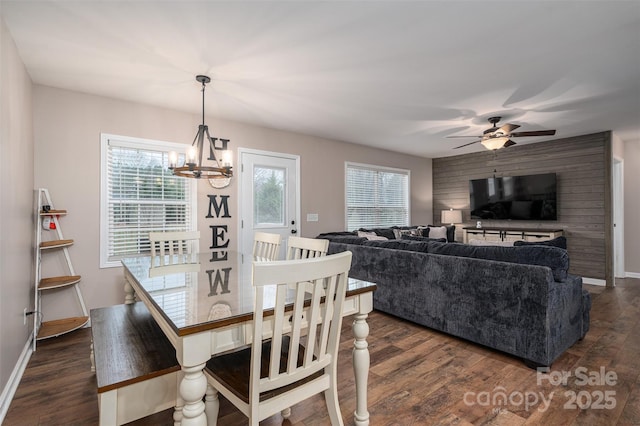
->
[625,272,640,279]
[0,337,33,424]
[583,277,607,286]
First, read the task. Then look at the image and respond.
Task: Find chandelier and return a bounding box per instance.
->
[169,75,233,187]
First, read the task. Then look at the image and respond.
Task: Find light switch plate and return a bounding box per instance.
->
[307,213,319,222]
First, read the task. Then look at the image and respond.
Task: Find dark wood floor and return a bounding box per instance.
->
[5,279,640,425]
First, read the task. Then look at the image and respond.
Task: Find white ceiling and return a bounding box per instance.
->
[2,1,639,158]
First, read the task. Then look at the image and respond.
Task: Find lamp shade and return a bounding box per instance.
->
[481,137,509,150]
[441,209,462,225]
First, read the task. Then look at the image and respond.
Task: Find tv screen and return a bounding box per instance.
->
[469,173,557,220]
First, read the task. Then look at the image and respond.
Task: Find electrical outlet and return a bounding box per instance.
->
[23,308,27,325]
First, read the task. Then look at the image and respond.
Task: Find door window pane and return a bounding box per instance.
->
[254,166,285,226]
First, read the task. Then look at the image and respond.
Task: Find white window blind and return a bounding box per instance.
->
[100,134,197,268]
[345,162,410,231]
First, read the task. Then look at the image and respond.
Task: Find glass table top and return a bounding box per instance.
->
[122,252,376,336]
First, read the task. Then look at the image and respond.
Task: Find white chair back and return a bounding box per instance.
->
[252,251,351,422]
[204,251,353,425]
[148,231,200,274]
[252,231,282,261]
[286,236,329,260]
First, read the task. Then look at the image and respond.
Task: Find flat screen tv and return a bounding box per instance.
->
[469,173,557,220]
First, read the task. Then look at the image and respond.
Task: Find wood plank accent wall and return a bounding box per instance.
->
[432,131,613,285]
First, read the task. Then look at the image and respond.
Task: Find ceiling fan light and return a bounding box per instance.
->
[481,137,509,150]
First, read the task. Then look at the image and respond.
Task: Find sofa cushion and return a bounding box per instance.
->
[401,235,447,243]
[468,239,514,246]
[514,236,567,249]
[427,241,569,282]
[362,239,430,253]
[316,231,356,239]
[319,235,367,245]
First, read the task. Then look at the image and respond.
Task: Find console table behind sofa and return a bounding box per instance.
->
[463,227,563,244]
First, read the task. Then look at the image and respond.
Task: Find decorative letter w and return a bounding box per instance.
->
[207,267,231,296]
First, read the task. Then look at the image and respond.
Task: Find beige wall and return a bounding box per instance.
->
[33,85,432,318]
[0,17,34,407]
[625,140,640,274]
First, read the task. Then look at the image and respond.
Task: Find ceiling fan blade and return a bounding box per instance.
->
[453,140,481,149]
[446,135,483,138]
[510,130,556,137]
[499,123,520,133]
[503,139,517,148]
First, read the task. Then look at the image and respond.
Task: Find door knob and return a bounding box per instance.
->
[291,229,297,234]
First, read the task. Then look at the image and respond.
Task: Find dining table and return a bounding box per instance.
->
[121,250,376,426]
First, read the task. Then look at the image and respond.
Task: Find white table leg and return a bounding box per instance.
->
[173,405,183,426]
[281,407,291,419]
[353,312,370,426]
[204,385,219,426]
[179,363,208,426]
[174,369,184,426]
[124,275,135,304]
[90,342,95,373]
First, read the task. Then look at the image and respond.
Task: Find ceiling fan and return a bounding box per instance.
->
[447,117,556,150]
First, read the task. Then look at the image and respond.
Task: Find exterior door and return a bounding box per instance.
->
[238,148,300,282]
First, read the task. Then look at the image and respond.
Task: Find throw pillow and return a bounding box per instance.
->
[417,226,430,237]
[357,230,388,241]
[391,228,419,239]
[358,228,395,239]
[428,226,447,240]
[374,228,397,239]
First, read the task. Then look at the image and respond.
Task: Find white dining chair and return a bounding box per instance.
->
[253,231,282,262]
[203,251,353,426]
[286,236,329,260]
[148,231,200,275]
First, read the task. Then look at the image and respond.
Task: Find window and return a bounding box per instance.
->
[345,162,410,231]
[253,165,286,226]
[100,134,197,268]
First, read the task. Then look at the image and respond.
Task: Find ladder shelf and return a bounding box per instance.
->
[33,188,88,348]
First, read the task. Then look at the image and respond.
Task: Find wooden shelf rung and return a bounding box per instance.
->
[37,316,89,340]
[40,209,67,216]
[40,239,74,249]
[39,275,81,291]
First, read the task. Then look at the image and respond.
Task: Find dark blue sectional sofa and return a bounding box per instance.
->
[319,231,590,367]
